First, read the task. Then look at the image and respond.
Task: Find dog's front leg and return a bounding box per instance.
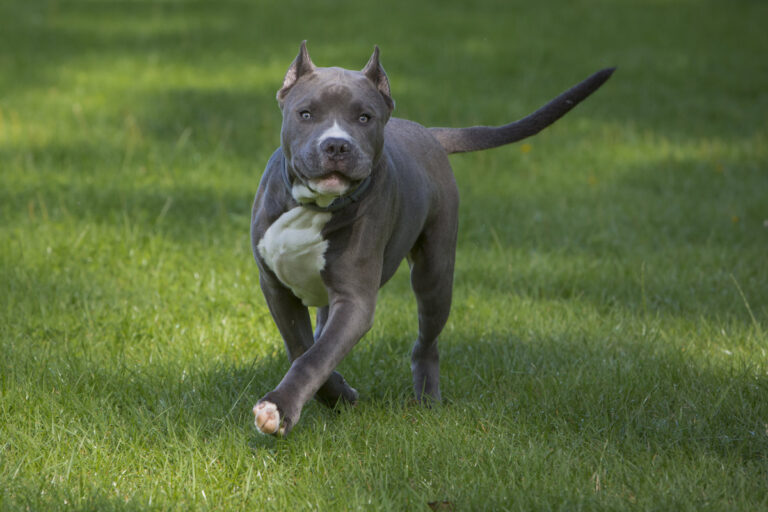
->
[254,270,359,435]
[254,291,377,436]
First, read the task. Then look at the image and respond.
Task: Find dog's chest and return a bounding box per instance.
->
[257,207,332,307]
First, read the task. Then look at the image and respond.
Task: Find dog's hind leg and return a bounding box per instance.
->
[409,214,458,404]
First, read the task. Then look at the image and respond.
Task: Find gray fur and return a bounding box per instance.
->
[251,42,614,435]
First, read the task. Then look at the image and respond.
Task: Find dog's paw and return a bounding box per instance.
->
[315,372,359,408]
[253,401,285,436]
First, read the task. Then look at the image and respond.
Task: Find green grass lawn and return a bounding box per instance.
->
[2,0,767,510]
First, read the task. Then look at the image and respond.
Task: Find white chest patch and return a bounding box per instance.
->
[257,207,332,307]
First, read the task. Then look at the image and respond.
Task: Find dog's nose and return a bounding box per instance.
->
[321,137,351,158]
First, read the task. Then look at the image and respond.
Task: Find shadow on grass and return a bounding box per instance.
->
[454,147,768,324]
[447,328,767,456]
[3,234,766,506]
[4,317,766,460]
[0,1,296,93]
[4,0,766,140]
[133,88,281,160]
[4,112,766,316]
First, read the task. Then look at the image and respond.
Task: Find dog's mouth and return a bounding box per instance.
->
[308,172,350,196]
[289,153,373,208]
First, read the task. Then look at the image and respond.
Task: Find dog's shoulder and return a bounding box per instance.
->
[251,148,294,241]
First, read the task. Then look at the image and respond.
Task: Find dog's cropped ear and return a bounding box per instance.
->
[362,46,395,112]
[277,40,316,107]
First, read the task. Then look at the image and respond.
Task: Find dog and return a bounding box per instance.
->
[250,42,614,436]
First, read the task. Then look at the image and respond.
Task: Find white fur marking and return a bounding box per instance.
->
[292,182,339,207]
[253,401,283,435]
[318,121,351,144]
[258,207,332,307]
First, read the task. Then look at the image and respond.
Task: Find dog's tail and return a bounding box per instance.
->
[429,67,616,154]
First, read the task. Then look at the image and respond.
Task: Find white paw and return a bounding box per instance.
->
[253,401,285,436]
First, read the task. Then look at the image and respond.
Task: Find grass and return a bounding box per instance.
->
[1,0,767,509]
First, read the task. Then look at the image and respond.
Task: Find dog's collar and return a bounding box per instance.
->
[282,158,372,213]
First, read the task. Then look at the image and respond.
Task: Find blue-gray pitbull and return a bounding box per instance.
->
[251,42,614,435]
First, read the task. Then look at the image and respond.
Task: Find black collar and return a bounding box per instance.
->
[282,158,372,213]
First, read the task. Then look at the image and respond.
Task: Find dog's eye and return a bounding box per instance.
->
[299,110,312,120]
[358,113,371,123]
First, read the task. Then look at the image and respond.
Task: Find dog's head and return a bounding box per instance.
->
[277,41,394,202]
